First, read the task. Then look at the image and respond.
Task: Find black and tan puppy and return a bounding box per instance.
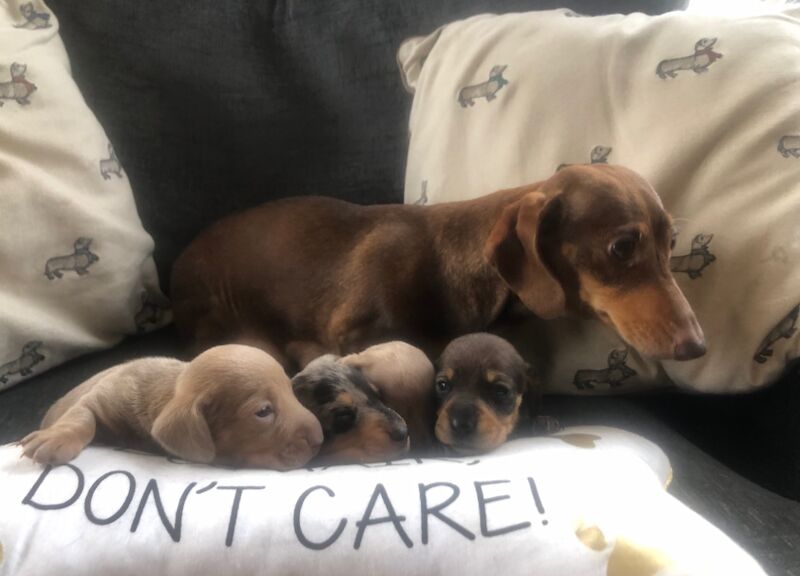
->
[291,354,410,464]
[434,333,540,454]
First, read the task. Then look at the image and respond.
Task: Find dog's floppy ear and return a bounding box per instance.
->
[484,192,566,319]
[151,392,215,463]
[343,360,384,398]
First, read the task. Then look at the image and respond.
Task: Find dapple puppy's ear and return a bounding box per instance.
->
[151,391,215,463]
[343,361,382,396]
[340,353,376,390]
[484,192,566,320]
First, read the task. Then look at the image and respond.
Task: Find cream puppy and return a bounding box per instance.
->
[20,345,323,470]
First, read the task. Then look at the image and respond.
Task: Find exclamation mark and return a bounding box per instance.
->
[528,477,548,526]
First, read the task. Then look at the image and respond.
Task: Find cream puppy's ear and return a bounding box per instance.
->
[151,391,215,463]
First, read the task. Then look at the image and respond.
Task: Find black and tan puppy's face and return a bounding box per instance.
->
[292,355,410,464]
[434,333,530,454]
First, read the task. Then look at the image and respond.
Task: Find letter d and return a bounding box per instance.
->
[22,464,85,510]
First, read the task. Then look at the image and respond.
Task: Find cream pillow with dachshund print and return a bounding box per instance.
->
[0,0,169,390]
[399,8,800,393]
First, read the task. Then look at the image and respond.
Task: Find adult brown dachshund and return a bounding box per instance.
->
[171,164,705,370]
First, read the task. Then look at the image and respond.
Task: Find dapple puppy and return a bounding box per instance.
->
[292,354,410,464]
[20,345,323,470]
[171,164,706,370]
[341,341,436,452]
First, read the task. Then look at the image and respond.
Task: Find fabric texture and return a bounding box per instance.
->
[0,0,169,390]
[0,428,767,576]
[398,7,800,394]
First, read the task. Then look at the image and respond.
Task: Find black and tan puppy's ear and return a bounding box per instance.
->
[483,192,566,320]
[151,392,215,463]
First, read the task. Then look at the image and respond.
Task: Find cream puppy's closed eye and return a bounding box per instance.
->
[19,345,323,470]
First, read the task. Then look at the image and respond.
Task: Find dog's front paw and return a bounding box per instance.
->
[19,428,87,465]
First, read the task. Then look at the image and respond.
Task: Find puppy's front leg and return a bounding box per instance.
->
[19,403,97,464]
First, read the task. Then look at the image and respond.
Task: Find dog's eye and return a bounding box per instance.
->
[331,407,357,434]
[255,404,274,419]
[435,378,452,395]
[609,234,639,261]
[491,385,511,400]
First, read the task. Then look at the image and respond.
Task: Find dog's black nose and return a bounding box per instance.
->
[449,404,478,437]
[389,423,408,443]
[674,338,706,361]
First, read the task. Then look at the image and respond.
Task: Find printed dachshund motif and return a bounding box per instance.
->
[557,145,612,171]
[0,341,44,386]
[754,304,799,364]
[778,135,800,159]
[135,291,164,332]
[763,228,800,265]
[458,65,508,107]
[590,145,612,164]
[14,2,51,29]
[0,63,37,106]
[670,233,716,279]
[656,38,722,79]
[44,237,99,280]
[414,180,428,205]
[563,9,586,17]
[573,348,637,390]
[99,142,124,179]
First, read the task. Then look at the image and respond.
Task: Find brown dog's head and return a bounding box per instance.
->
[341,341,436,451]
[484,164,705,361]
[292,355,410,464]
[434,333,531,454]
[151,345,323,469]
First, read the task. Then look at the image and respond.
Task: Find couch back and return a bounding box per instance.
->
[47,0,685,288]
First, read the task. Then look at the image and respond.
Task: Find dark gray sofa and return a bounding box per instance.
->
[2,0,799,573]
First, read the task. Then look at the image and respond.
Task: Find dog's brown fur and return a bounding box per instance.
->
[171,164,705,369]
[341,341,436,452]
[19,345,323,470]
[434,333,534,454]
